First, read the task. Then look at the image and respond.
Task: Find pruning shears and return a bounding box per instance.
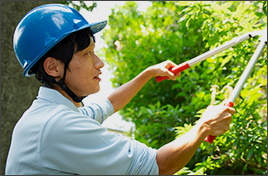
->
[156,28,267,143]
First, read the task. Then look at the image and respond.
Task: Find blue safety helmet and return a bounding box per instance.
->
[13,3,107,77]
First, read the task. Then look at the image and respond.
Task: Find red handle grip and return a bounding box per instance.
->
[204,102,234,144]
[204,135,216,143]
[155,62,190,82]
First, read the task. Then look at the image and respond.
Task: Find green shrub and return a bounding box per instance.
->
[102,1,267,174]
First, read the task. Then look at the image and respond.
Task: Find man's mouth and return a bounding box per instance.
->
[93,73,102,81]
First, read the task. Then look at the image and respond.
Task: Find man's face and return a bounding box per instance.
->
[64,36,104,97]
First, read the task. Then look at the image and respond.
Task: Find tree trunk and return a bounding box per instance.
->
[1,1,57,174]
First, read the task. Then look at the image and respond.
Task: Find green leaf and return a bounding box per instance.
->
[204,94,211,102]
[220,55,232,67]
[195,108,206,118]
[246,147,254,160]
[196,91,205,99]
[176,1,190,6]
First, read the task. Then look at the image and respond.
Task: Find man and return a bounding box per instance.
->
[6,4,235,175]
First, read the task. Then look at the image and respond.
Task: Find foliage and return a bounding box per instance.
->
[60,1,97,11]
[101,1,267,175]
[125,101,183,148]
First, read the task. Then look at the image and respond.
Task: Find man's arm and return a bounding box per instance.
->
[156,103,235,175]
[107,60,180,112]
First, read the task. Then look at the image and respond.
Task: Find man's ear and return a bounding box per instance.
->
[43,57,63,77]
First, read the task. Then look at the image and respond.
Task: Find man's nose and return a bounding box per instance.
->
[94,54,104,69]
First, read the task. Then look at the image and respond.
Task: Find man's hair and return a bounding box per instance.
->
[30,28,95,88]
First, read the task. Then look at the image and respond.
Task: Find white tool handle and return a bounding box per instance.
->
[228,40,266,103]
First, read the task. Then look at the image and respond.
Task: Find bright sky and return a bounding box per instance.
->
[77,1,152,131]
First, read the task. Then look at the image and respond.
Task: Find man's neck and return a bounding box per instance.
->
[52,85,83,108]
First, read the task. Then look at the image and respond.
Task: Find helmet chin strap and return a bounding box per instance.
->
[55,63,86,103]
[56,79,86,103]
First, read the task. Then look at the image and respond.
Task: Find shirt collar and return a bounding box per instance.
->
[37,86,80,113]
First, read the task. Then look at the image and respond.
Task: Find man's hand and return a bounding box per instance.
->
[146,60,181,81]
[197,102,236,136]
[156,102,235,175]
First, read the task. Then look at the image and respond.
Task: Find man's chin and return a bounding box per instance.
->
[87,88,100,96]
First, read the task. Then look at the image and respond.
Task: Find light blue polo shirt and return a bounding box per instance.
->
[5,87,159,175]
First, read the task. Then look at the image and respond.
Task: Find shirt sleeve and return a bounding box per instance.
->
[78,99,114,124]
[40,111,159,175]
